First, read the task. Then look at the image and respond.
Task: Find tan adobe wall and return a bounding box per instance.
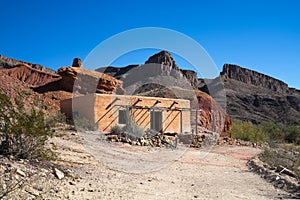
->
[94,94,190,134]
[61,94,190,134]
[60,94,95,122]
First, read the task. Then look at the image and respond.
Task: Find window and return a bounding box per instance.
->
[118,109,128,124]
[150,110,163,132]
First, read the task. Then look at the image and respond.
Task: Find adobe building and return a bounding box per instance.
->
[61,93,191,134]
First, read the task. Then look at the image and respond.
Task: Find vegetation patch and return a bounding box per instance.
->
[0,92,54,160]
[231,119,300,180]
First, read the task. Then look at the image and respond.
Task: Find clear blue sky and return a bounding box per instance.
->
[1,0,300,88]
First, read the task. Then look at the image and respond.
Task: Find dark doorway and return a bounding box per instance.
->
[118,109,128,124]
[150,110,163,132]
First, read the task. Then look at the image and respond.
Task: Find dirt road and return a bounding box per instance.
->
[52,131,289,200]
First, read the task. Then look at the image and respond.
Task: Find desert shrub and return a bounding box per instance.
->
[260,122,285,142]
[110,124,123,135]
[260,122,300,144]
[231,120,268,143]
[261,145,300,179]
[231,120,300,144]
[284,126,300,144]
[0,92,54,160]
[45,112,67,128]
[74,116,98,131]
[122,120,144,139]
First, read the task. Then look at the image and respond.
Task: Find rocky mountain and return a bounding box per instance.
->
[220,64,300,125]
[222,64,290,94]
[145,50,180,70]
[97,51,200,88]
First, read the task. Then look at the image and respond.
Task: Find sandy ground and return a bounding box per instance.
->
[48,131,291,200]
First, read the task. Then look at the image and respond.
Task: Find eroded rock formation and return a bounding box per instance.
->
[0,54,55,74]
[220,64,300,124]
[1,64,61,87]
[57,66,125,94]
[222,64,289,94]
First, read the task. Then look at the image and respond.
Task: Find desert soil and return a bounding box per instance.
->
[47,130,291,200]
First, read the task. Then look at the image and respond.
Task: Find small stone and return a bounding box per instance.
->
[16,169,26,177]
[25,187,40,196]
[69,181,76,185]
[53,168,64,180]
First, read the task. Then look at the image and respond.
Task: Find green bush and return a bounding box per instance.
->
[110,124,122,135]
[231,120,300,144]
[231,120,268,143]
[260,122,300,144]
[0,92,54,160]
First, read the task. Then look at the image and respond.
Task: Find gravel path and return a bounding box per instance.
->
[50,131,289,200]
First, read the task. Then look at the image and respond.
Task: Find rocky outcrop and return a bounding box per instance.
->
[57,66,125,94]
[97,65,139,79]
[145,50,179,71]
[219,64,300,124]
[72,58,83,68]
[180,69,198,88]
[0,54,55,74]
[194,90,231,137]
[1,64,61,87]
[34,66,125,95]
[222,64,289,94]
[98,51,200,88]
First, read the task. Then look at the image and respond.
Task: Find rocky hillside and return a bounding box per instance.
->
[220,64,300,124]
[0,57,125,112]
[0,54,55,74]
[222,64,290,94]
[1,64,61,87]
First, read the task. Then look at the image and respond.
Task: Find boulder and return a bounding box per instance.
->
[193,90,232,136]
[57,66,125,94]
